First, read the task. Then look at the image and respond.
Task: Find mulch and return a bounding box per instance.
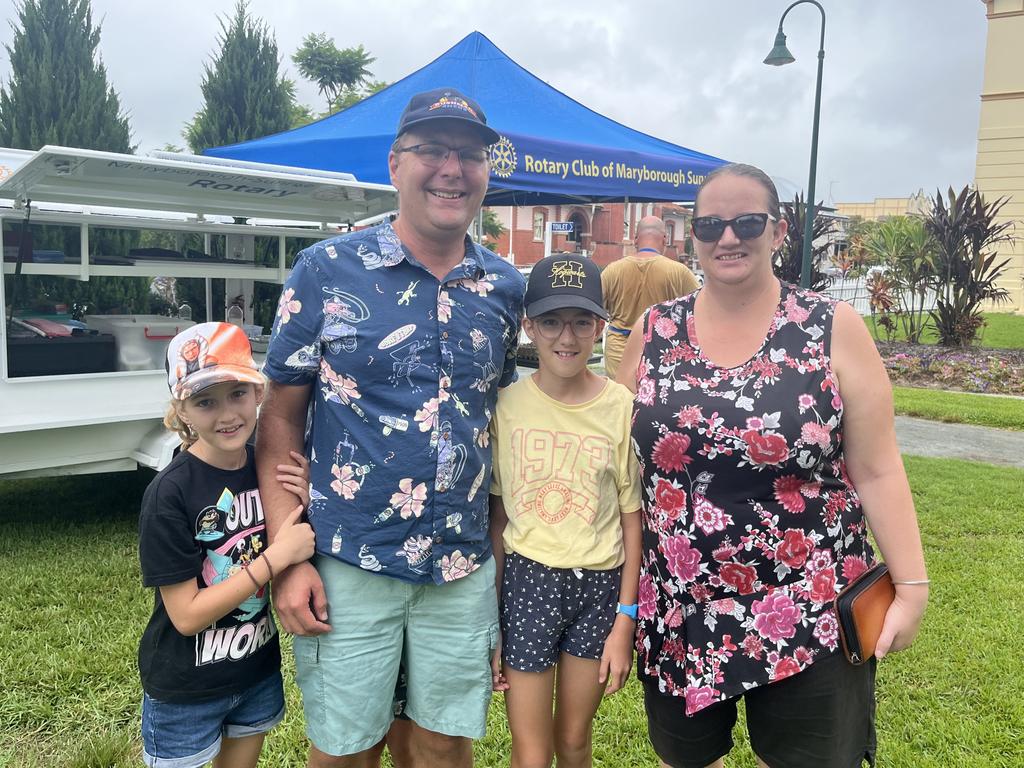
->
[876,341,1024,395]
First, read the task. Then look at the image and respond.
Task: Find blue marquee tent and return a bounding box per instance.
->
[206,32,726,205]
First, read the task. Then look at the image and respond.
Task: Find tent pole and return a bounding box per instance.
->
[623,196,630,244]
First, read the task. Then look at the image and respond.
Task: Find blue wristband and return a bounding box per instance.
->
[616,602,638,620]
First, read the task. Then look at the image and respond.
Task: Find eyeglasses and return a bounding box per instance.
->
[691,213,775,242]
[395,143,490,169]
[533,314,600,340]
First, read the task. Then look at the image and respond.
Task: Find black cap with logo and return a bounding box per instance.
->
[396,87,500,145]
[524,254,608,320]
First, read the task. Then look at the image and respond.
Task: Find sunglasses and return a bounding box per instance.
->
[691,213,775,243]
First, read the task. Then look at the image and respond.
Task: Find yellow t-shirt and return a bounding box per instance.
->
[490,376,641,570]
[601,255,699,379]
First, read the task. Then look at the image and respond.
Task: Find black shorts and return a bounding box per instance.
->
[500,552,620,672]
[644,652,877,768]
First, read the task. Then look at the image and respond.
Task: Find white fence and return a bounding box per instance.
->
[823,276,938,317]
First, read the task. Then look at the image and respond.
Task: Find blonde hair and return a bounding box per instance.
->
[163,401,197,449]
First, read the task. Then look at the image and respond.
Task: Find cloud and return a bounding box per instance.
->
[0,0,988,200]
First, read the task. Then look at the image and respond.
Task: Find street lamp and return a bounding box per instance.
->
[764,0,826,289]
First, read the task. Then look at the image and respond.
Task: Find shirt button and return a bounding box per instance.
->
[434,535,443,544]
[442,331,449,339]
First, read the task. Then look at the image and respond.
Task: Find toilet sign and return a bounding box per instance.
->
[544,221,577,258]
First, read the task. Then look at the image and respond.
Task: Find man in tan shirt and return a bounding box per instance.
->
[601,215,699,379]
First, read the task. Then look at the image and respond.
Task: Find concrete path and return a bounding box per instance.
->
[519,366,1024,468]
[895,416,1024,469]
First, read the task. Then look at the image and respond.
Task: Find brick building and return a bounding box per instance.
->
[485,201,695,269]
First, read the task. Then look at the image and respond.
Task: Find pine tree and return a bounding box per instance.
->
[185,1,296,153]
[0,0,131,151]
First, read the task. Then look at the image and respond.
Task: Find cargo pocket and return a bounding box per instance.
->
[293,634,320,664]
[292,635,325,715]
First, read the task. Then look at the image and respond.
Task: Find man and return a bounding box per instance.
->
[256,87,524,768]
[600,215,699,378]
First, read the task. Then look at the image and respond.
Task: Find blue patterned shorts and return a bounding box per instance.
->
[500,552,621,672]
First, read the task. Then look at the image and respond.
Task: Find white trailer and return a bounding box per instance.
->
[0,145,396,480]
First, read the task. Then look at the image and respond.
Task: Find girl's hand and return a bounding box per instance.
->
[875,585,928,658]
[491,639,509,692]
[599,618,635,695]
[277,450,310,509]
[267,504,316,569]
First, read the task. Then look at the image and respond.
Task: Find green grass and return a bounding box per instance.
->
[2,460,1023,766]
[893,386,1024,430]
[866,311,1024,348]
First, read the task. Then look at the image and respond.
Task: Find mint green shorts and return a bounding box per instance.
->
[293,554,498,757]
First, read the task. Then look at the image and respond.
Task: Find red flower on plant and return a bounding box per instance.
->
[676,404,703,429]
[841,556,869,581]
[654,479,687,520]
[685,685,719,715]
[689,583,713,603]
[813,610,840,648]
[712,542,739,562]
[772,655,801,680]
[661,534,702,583]
[801,421,832,449]
[652,432,693,473]
[742,429,789,465]
[636,377,656,406]
[776,529,814,568]
[692,494,731,534]
[808,568,837,604]
[719,562,758,595]
[752,592,801,642]
[784,293,810,324]
[654,315,678,339]
[638,573,657,620]
[741,632,765,660]
[824,491,846,526]
[773,475,806,514]
[794,645,814,665]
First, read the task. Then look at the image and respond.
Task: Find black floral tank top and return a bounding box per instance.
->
[631,284,876,715]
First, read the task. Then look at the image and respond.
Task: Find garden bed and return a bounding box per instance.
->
[877,341,1024,395]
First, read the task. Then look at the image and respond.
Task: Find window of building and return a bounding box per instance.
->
[665,221,675,245]
[533,210,546,241]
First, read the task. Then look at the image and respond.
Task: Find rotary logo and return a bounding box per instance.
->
[488,136,517,179]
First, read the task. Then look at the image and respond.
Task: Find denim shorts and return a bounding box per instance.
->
[141,670,285,768]
[500,551,620,672]
[293,554,499,757]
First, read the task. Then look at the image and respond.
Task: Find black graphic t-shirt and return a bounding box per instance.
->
[137,446,280,702]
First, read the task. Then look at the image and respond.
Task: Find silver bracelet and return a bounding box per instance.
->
[892,578,930,585]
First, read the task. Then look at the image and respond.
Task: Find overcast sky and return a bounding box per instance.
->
[0,0,989,203]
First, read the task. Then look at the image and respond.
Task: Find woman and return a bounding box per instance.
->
[616,164,928,768]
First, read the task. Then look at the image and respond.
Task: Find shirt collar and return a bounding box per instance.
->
[377,220,485,280]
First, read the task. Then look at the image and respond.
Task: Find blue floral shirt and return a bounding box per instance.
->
[264,222,525,584]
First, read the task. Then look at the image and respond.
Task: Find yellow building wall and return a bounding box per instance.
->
[975,0,1024,312]
[835,198,915,220]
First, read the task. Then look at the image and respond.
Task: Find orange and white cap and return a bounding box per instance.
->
[165,322,263,400]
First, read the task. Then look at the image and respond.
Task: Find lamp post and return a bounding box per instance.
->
[764,0,826,289]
